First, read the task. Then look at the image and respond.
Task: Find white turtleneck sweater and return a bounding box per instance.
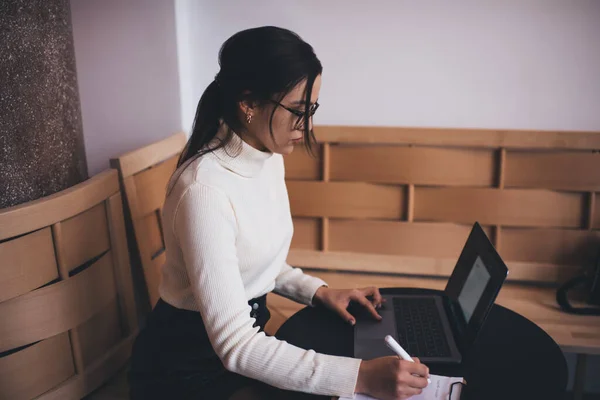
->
[158,132,362,397]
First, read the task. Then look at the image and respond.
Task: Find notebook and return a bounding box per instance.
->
[339,374,465,400]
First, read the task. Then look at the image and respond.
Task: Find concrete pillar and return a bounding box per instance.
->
[1,0,87,209]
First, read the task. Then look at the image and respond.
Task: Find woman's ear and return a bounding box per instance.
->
[238,91,254,115]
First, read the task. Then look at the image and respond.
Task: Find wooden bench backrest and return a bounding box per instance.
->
[284,126,600,285]
[0,170,137,400]
[110,133,187,307]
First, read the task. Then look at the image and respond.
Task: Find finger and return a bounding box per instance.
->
[336,306,357,325]
[361,286,383,308]
[404,386,425,397]
[404,360,429,378]
[406,372,429,389]
[352,292,382,320]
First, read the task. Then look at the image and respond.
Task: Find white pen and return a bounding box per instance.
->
[385,335,431,385]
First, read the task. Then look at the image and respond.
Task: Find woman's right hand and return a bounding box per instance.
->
[354,356,430,400]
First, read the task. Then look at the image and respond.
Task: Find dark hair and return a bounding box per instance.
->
[176,26,323,170]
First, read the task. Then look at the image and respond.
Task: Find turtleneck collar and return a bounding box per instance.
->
[211,125,273,178]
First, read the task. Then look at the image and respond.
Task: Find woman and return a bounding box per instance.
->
[128,26,429,400]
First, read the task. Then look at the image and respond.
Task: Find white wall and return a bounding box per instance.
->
[174,0,600,392]
[70,0,182,176]
[176,0,600,134]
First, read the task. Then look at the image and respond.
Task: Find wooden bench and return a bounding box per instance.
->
[0,170,137,399]
[111,126,600,399]
[271,125,600,399]
[110,132,187,310]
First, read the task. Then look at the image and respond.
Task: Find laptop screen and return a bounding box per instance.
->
[457,256,491,322]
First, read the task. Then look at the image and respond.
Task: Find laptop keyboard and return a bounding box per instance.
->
[392,297,452,358]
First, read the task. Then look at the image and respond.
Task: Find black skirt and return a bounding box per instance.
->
[128,295,275,400]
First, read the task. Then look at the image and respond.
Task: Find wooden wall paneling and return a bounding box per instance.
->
[132,155,178,219]
[497,148,506,189]
[329,146,496,186]
[287,248,571,283]
[0,333,75,400]
[283,145,321,180]
[407,185,415,222]
[594,192,600,229]
[110,131,187,178]
[495,148,507,251]
[106,193,138,335]
[587,192,595,230]
[314,126,600,150]
[0,170,119,241]
[57,203,111,273]
[328,221,489,260]
[287,181,404,219]
[321,143,331,251]
[37,332,135,400]
[141,211,165,258]
[413,187,586,228]
[0,252,117,352]
[0,228,58,302]
[290,218,320,250]
[75,299,122,367]
[288,248,459,277]
[51,222,85,373]
[146,250,166,307]
[504,150,600,191]
[123,175,160,308]
[500,228,600,267]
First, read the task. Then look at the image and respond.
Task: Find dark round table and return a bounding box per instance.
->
[274,287,568,400]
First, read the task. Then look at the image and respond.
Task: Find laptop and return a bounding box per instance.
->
[353,222,509,364]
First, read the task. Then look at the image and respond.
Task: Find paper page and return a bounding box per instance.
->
[339,374,464,400]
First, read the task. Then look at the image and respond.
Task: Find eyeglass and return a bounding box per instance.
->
[270,100,320,128]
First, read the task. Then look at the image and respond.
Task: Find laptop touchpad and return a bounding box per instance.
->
[355,305,395,340]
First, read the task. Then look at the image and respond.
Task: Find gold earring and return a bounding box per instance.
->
[246,113,253,124]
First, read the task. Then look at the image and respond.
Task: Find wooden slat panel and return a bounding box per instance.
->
[284,146,321,180]
[314,125,600,150]
[414,188,585,228]
[287,181,404,219]
[291,218,320,250]
[594,193,600,229]
[58,203,111,272]
[288,249,458,277]
[110,132,187,178]
[0,252,117,352]
[330,146,495,186]
[501,228,600,265]
[133,156,178,218]
[36,333,135,400]
[505,151,600,191]
[141,211,164,258]
[0,333,75,400]
[287,249,577,283]
[0,228,58,302]
[106,193,138,335]
[76,299,122,367]
[0,170,119,241]
[145,250,166,308]
[587,192,595,230]
[329,221,491,259]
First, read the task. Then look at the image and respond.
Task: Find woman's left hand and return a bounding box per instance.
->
[313,286,384,325]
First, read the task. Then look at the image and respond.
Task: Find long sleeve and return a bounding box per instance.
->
[274,262,328,306]
[173,182,361,397]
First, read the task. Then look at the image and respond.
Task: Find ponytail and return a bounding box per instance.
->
[176,79,224,168]
[167,79,233,197]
